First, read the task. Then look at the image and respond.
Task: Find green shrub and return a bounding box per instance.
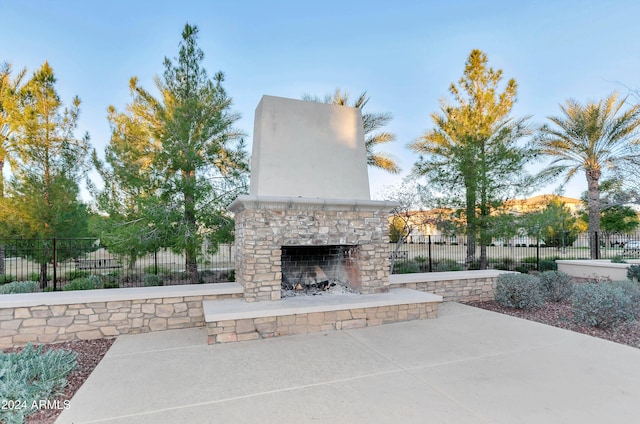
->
[492,257,515,271]
[106,270,121,278]
[538,260,558,271]
[0,274,16,284]
[467,259,482,270]
[627,265,640,282]
[26,272,52,282]
[62,275,102,291]
[94,272,120,289]
[514,265,530,274]
[143,274,163,287]
[610,256,627,264]
[539,271,573,302]
[572,283,634,328]
[0,343,77,423]
[64,270,91,281]
[495,273,543,309]
[102,280,120,289]
[143,265,170,275]
[521,256,537,264]
[434,259,462,272]
[0,281,39,294]
[393,261,420,274]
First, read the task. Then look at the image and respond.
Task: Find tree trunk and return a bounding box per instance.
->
[183,171,199,284]
[0,158,4,198]
[465,181,477,268]
[586,168,601,259]
[480,244,488,270]
[39,262,48,290]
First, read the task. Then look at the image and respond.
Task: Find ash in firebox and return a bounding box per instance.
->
[281,278,358,298]
[281,266,358,298]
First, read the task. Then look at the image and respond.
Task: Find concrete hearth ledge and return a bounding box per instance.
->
[389,269,516,285]
[0,282,244,309]
[204,288,442,322]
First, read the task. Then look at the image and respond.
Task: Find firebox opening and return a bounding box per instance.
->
[281,245,360,297]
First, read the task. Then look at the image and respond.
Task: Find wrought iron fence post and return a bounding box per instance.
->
[154,250,158,275]
[53,238,57,291]
[0,244,4,277]
[428,235,433,272]
[595,231,600,259]
[536,237,540,272]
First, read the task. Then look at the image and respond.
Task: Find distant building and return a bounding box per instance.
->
[500,194,583,215]
[390,194,584,246]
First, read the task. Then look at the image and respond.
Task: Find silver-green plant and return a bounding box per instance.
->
[62,275,103,291]
[0,281,38,295]
[572,283,634,328]
[538,271,573,302]
[495,273,543,309]
[608,280,640,319]
[0,343,77,423]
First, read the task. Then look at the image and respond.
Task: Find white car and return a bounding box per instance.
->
[624,241,640,251]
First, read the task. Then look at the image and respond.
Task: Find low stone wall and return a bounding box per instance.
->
[557,260,634,281]
[389,270,516,302]
[207,302,437,344]
[0,284,243,349]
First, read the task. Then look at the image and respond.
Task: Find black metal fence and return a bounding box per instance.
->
[1,233,639,291]
[0,238,234,291]
[389,232,640,274]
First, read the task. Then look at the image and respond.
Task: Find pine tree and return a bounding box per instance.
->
[94,23,248,282]
[410,50,534,269]
[0,62,91,286]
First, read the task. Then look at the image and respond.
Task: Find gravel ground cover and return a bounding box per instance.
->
[467,299,640,349]
[2,338,114,424]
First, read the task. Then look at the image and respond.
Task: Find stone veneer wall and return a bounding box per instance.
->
[207,302,438,344]
[230,197,398,302]
[389,270,516,302]
[0,285,242,349]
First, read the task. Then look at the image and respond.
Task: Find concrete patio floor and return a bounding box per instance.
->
[56,302,640,424]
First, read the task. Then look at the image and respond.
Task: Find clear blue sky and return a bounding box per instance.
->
[2,0,639,201]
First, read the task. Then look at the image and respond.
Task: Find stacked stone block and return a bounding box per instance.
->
[0,293,241,349]
[207,302,438,344]
[231,197,396,302]
[397,276,498,302]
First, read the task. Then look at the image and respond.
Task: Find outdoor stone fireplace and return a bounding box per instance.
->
[280,244,359,293]
[228,95,398,302]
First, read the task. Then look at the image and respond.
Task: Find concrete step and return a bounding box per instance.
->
[203,288,442,343]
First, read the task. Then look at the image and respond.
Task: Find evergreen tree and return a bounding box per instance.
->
[0,62,91,286]
[94,23,248,282]
[523,198,583,249]
[0,62,27,197]
[410,50,535,269]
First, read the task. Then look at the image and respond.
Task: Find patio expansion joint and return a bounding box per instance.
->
[107,342,208,359]
[74,367,408,424]
[342,329,492,422]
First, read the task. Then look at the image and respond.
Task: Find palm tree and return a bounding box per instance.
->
[303,89,400,174]
[0,62,27,197]
[536,92,640,258]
